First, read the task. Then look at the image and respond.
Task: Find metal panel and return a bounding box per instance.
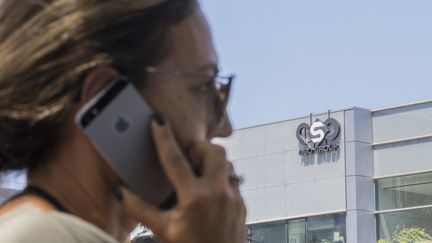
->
[234,153,289,191]
[243,177,346,223]
[346,176,375,211]
[345,107,373,144]
[374,137,432,177]
[235,149,345,192]
[242,186,286,222]
[345,142,374,177]
[218,112,345,161]
[372,102,432,144]
[285,177,346,217]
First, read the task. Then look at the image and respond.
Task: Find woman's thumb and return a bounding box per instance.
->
[119,186,169,234]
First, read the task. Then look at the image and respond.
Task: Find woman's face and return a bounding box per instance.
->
[141,6,233,151]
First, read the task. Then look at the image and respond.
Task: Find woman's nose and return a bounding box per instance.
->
[211,112,233,138]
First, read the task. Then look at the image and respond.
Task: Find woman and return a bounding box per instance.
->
[0,0,246,242]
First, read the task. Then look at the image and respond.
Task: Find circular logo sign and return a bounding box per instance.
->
[296,118,341,156]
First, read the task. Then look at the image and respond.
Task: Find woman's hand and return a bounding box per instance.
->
[121,117,247,243]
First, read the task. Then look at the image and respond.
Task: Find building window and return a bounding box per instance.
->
[377,208,432,243]
[248,214,345,243]
[376,172,432,243]
[376,172,432,211]
[288,219,305,243]
[249,221,286,243]
[307,214,346,243]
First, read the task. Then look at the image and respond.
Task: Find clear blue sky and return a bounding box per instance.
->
[200,0,432,129]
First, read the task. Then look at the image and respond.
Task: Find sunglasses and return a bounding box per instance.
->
[145,66,234,123]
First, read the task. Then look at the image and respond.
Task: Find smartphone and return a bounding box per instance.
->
[75,76,174,207]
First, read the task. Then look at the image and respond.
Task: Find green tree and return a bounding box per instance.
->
[377,239,390,243]
[392,227,432,243]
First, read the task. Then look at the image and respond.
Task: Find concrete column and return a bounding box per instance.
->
[345,107,376,243]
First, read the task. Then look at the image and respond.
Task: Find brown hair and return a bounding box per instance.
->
[0,0,195,171]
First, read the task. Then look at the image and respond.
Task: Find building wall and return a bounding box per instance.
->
[372,101,432,243]
[372,101,432,178]
[218,111,347,223]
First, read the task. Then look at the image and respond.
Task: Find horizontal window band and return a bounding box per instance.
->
[371,99,432,113]
[373,133,432,147]
[247,209,346,226]
[374,204,432,214]
[374,170,432,180]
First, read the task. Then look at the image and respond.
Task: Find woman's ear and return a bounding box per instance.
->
[80,66,119,105]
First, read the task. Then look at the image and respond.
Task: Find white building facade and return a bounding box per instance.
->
[216,100,432,243]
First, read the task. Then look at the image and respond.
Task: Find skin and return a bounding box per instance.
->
[0,4,246,243]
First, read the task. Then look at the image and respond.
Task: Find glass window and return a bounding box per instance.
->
[377,207,432,243]
[307,214,346,243]
[247,214,346,243]
[376,172,432,210]
[249,221,286,243]
[288,219,305,243]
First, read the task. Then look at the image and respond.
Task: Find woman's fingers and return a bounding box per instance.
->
[189,142,228,187]
[227,162,242,192]
[120,115,247,243]
[121,187,169,234]
[151,117,197,198]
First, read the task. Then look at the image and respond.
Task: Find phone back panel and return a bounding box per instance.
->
[76,81,173,206]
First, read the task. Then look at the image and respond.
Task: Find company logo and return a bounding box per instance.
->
[296,118,341,156]
[114,116,130,133]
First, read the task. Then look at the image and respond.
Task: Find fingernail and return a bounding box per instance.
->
[113,186,123,202]
[153,113,166,126]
